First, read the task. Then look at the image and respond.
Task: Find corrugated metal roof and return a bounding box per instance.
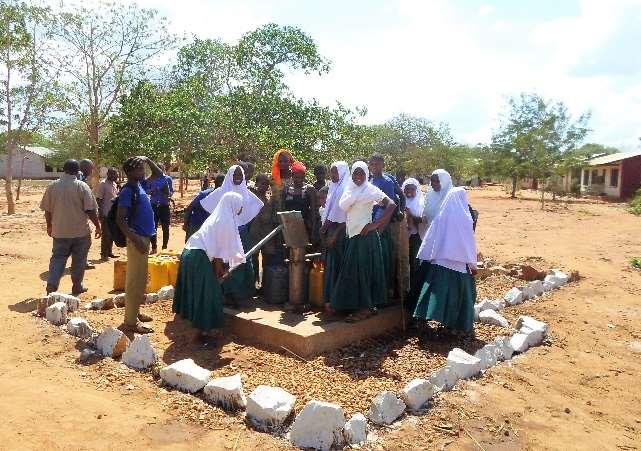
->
[589,150,641,166]
[23,146,56,158]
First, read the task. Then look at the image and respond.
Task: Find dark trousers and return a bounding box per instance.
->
[47,235,91,293]
[150,203,171,250]
[99,215,113,258]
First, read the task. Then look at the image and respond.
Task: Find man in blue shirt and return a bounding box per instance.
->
[369,153,409,301]
[143,164,174,253]
[116,156,162,334]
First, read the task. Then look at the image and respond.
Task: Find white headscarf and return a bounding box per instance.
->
[402,177,427,238]
[423,169,453,225]
[200,164,264,226]
[322,160,349,224]
[417,187,476,266]
[187,191,246,268]
[339,161,384,211]
[339,161,386,237]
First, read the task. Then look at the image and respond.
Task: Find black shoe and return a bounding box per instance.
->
[72,286,88,296]
[108,253,119,259]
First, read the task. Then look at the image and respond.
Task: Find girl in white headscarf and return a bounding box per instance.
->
[320,161,350,309]
[412,187,477,335]
[422,169,453,228]
[173,192,245,342]
[200,164,263,303]
[402,177,426,292]
[329,161,396,321]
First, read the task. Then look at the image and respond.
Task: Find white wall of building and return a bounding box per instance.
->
[0,149,63,179]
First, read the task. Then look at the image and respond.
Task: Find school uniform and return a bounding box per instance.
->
[174,192,245,331]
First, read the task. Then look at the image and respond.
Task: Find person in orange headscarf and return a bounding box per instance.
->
[283,161,319,251]
[270,149,295,213]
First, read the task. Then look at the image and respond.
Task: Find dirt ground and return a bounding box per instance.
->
[1,181,640,450]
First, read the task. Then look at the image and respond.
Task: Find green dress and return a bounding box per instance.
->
[173,248,224,331]
[330,230,387,312]
[222,225,256,301]
[412,262,476,333]
[379,225,394,294]
[322,222,347,302]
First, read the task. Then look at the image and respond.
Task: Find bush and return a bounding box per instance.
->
[629,188,641,215]
[631,257,641,270]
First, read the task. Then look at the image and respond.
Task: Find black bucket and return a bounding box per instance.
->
[263,264,289,304]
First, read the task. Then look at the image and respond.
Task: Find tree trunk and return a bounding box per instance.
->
[16,156,25,201]
[510,176,517,198]
[4,46,15,215]
[4,142,16,215]
[540,188,545,210]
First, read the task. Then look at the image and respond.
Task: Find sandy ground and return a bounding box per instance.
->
[1,181,640,450]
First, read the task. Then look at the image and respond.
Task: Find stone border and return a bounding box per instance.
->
[35,270,571,450]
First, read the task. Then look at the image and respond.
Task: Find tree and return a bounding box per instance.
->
[490,93,590,204]
[54,1,175,169]
[1,1,59,214]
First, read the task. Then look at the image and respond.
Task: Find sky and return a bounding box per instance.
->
[115,0,641,149]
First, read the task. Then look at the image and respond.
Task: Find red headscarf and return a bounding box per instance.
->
[272,149,294,187]
[292,161,307,174]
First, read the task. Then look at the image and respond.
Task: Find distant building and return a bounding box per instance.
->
[0,146,63,179]
[579,150,641,199]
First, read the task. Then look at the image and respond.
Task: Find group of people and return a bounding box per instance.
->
[173,149,478,342]
[40,156,175,333]
[40,149,478,340]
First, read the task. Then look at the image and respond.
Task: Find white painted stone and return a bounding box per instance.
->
[509,333,530,353]
[475,344,499,370]
[400,378,433,411]
[203,374,246,410]
[478,298,503,311]
[45,301,67,325]
[528,280,545,297]
[478,309,510,328]
[504,287,523,306]
[246,385,296,430]
[96,327,130,358]
[494,336,514,361]
[66,317,92,339]
[447,348,482,380]
[551,269,569,285]
[160,359,211,393]
[289,400,346,451]
[367,391,406,425]
[89,298,114,310]
[429,365,459,392]
[520,326,544,347]
[516,315,549,336]
[113,293,127,307]
[144,293,159,304]
[121,334,158,369]
[343,413,368,445]
[48,292,80,312]
[157,285,174,301]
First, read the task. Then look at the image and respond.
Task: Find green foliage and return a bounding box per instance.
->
[629,188,641,215]
[488,93,590,197]
[103,24,362,174]
[630,257,641,269]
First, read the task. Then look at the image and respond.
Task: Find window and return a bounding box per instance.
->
[44,164,53,173]
[583,170,589,185]
[610,168,619,187]
[591,169,605,184]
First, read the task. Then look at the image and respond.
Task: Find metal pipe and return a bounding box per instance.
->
[220,225,283,280]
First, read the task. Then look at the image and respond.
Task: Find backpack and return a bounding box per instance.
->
[107,184,140,247]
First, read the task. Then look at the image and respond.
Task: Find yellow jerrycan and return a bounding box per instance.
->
[113,259,127,291]
[308,261,324,308]
[147,257,170,293]
[166,258,180,286]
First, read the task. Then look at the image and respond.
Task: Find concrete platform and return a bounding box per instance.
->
[224,303,405,357]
